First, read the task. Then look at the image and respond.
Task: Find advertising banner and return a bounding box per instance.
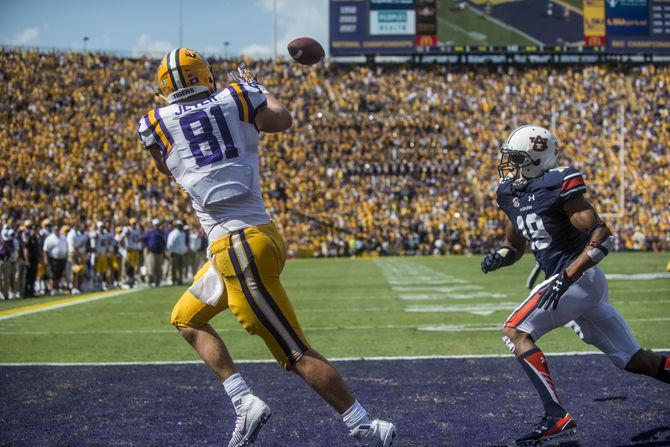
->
[605,0,649,35]
[584,0,606,46]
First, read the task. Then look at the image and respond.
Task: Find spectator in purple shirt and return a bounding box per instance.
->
[141,218,166,287]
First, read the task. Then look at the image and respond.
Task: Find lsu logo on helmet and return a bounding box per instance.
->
[157,48,215,103]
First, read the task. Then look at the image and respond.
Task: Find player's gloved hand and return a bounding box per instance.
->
[537,271,573,311]
[481,253,504,274]
[228,63,258,83]
[227,64,269,94]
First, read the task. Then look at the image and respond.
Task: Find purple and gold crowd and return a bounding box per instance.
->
[0,49,668,297]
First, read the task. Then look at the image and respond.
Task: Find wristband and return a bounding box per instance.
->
[587,236,614,264]
[496,245,517,267]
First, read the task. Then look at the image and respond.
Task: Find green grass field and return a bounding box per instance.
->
[0,253,668,363]
[437,0,538,46]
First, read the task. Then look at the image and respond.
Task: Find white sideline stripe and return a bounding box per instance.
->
[2,348,669,367]
[2,317,666,336]
[0,289,139,321]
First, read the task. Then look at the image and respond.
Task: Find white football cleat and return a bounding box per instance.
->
[227,395,271,447]
[350,419,397,447]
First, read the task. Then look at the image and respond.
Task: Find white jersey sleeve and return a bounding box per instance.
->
[137,109,175,157]
[138,88,271,241]
[223,82,268,126]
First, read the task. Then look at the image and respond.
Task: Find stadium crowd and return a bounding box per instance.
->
[0,217,207,298]
[0,49,668,297]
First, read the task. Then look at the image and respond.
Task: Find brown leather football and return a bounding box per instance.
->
[287,37,325,65]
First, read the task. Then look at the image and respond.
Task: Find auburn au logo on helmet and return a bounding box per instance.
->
[157,48,215,103]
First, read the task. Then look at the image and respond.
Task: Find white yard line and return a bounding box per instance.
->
[375,259,495,302]
[606,273,670,280]
[3,349,669,367]
[399,292,507,300]
[405,302,520,314]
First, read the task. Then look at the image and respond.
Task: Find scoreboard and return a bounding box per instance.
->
[605,0,670,52]
[329,0,670,55]
[329,0,423,55]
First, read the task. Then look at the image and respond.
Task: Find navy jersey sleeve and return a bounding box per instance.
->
[557,168,587,203]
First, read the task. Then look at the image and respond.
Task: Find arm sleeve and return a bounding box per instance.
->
[225,82,268,124]
[136,112,158,149]
[559,169,587,202]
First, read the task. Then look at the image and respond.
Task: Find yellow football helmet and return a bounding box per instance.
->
[157,48,215,103]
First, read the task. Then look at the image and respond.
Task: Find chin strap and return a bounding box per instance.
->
[586,221,615,264]
[512,177,529,190]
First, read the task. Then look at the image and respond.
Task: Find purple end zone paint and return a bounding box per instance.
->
[1,355,668,446]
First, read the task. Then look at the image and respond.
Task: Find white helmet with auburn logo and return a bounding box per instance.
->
[498,125,558,183]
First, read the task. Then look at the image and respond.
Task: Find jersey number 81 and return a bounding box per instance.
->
[179,106,239,167]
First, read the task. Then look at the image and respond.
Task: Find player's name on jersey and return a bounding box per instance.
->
[174,96,220,115]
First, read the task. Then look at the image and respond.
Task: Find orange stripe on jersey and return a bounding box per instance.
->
[231,83,250,122]
[561,176,584,193]
[148,109,171,152]
[505,287,547,328]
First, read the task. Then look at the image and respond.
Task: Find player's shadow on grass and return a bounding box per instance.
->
[593,395,627,402]
[614,426,670,446]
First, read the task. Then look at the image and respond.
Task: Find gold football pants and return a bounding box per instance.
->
[170,223,309,370]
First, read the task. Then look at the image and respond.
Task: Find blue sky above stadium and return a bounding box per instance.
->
[0,0,328,58]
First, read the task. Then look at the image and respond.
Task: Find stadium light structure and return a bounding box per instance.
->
[179,0,183,47]
[83,36,89,52]
[601,102,626,219]
[272,0,277,62]
[617,102,626,218]
[224,41,229,60]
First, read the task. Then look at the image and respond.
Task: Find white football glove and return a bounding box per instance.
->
[227,64,269,94]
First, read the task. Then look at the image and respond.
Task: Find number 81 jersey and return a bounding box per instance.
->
[137,82,270,236]
[496,167,589,278]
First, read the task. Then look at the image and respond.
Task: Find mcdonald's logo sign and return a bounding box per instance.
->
[415,34,437,47]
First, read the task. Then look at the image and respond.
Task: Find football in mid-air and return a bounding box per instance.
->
[287,37,325,65]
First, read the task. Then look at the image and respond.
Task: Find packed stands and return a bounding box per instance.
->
[0,49,668,296]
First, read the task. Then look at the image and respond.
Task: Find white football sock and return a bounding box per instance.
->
[223,373,252,412]
[342,400,372,431]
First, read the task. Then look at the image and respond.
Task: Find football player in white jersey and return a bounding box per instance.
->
[137,48,396,447]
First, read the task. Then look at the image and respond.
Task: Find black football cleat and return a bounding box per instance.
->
[515,413,576,446]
